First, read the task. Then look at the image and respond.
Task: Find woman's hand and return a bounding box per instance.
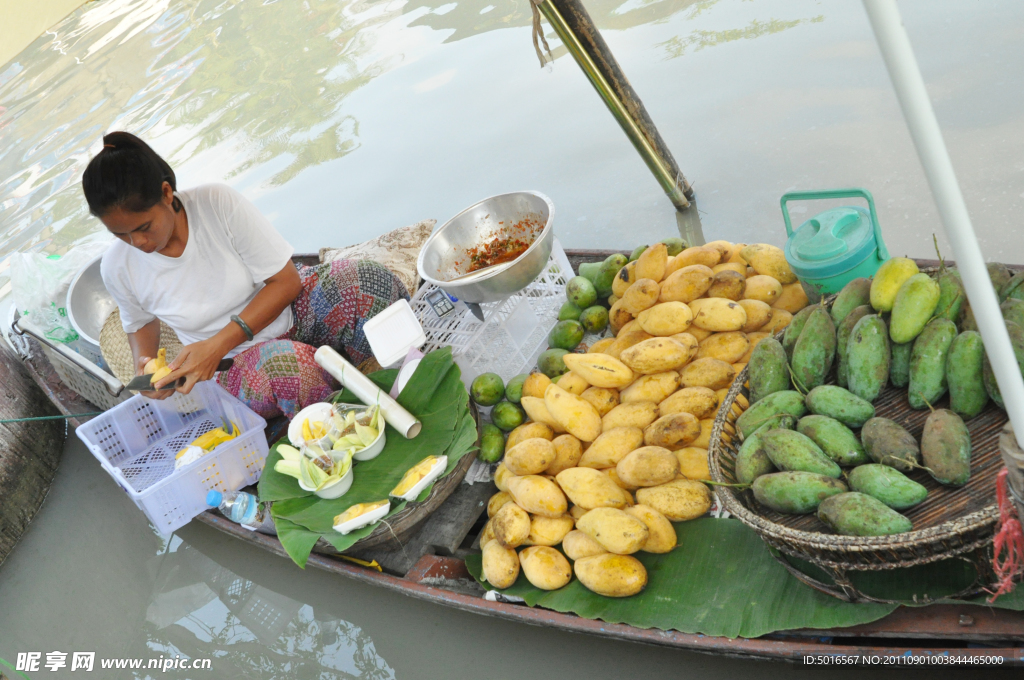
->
[156,337,231,395]
[136,354,176,400]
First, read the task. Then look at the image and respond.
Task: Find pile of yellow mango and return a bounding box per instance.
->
[479,241,811,597]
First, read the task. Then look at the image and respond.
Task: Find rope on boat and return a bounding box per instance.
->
[0,412,104,424]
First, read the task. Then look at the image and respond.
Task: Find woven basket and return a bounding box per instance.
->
[709,285,1005,603]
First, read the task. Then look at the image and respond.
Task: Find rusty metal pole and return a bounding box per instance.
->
[534,0,701,242]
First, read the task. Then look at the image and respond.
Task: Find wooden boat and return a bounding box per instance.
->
[12,250,1024,664]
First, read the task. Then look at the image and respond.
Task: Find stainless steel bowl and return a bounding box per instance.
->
[416,191,555,303]
[67,253,117,346]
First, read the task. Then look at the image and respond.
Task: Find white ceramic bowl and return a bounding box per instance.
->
[288,402,336,448]
[298,465,354,499]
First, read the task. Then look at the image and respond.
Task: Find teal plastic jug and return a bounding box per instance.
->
[781,188,890,297]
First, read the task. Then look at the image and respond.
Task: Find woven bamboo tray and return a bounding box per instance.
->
[709,289,1006,603]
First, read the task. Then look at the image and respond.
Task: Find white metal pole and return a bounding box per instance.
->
[862,0,1024,447]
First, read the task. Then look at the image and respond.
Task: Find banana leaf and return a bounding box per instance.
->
[467,518,896,638]
[260,348,478,567]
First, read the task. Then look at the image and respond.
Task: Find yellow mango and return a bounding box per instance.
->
[616,446,680,487]
[601,401,659,431]
[744,275,783,305]
[659,386,719,419]
[574,554,648,597]
[545,434,584,475]
[870,257,920,312]
[588,337,616,354]
[562,353,634,389]
[556,371,590,395]
[712,262,747,276]
[481,541,520,588]
[487,491,514,518]
[773,281,810,314]
[506,422,554,452]
[603,330,653,360]
[576,507,649,554]
[504,438,557,476]
[507,475,568,518]
[620,278,661,315]
[578,426,644,468]
[760,308,793,333]
[740,243,797,284]
[519,546,572,590]
[688,298,747,332]
[494,463,515,492]
[620,371,680,404]
[697,331,750,364]
[579,386,619,417]
[659,264,715,303]
[703,240,733,261]
[492,502,531,548]
[609,299,634,335]
[624,504,677,554]
[555,467,628,509]
[675,446,711,481]
[520,397,567,433]
[679,357,736,390]
[617,319,640,337]
[611,261,637,298]
[636,301,694,336]
[693,418,714,449]
[620,336,697,374]
[671,246,721,271]
[635,242,668,282]
[738,299,773,332]
[479,518,497,548]
[562,529,607,560]
[727,243,748,264]
[635,478,712,521]
[644,411,701,450]
[544,384,602,442]
[707,269,746,301]
[522,372,552,399]
[604,467,639,491]
[685,327,713,343]
[568,504,588,521]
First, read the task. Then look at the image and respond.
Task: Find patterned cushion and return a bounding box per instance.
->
[319,219,435,295]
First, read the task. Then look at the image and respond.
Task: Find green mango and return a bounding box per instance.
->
[537,348,570,378]
[890,273,940,343]
[817,492,913,536]
[733,418,797,484]
[752,472,848,515]
[748,337,789,404]
[479,424,506,463]
[592,254,628,296]
[558,301,583,321]
[660,237,686,256]
[988,262,1011,293]
[959,303,978,332]
[491,401,525,432]
[548,320,584,350]
[803,385,875,428]
[846,315,891,403]
[796,415,868,466]
[831,278,872,325]
[505,374,528,404]
[847,464,927,510]
[629,245,648,263]
[565,276,598,309]
[946,331,988,419]
[783,306,816,358]
[736,390,807,439]
[908,318,957,409]
[861,417,920,472]
[836,305,873,388]
[790,306,836,392]
[1000,270,1024,302]
[761,428,842,478]
[932,269,965,322]
[1002,298,1024,330]
[890,341,912,388]
[579,306,609,334]
[921,408,971,487]
[578,261,603,283]
[982,320,1024,410]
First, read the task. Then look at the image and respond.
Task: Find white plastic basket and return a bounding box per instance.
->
[409,239,574,387]
[41,344,132,411]
[76,381,268,535]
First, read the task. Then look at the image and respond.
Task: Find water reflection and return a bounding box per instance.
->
[145,536,395,678]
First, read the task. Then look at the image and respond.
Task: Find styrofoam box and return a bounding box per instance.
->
[409,238,574,388]
[76,381,268,535]
[362,298,427,367]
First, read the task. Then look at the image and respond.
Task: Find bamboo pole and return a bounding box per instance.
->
[533,0,697,218]
[861,0,1024,495]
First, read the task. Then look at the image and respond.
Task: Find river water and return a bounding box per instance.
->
[1,0,1022,677]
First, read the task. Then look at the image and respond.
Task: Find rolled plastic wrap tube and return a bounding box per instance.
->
[314,347,422,439]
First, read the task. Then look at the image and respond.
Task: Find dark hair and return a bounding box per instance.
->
[82,131,180,217]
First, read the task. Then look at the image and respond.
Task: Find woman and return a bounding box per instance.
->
[83,131,408,419]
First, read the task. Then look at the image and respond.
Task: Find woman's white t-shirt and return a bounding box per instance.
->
[101,183,295,357]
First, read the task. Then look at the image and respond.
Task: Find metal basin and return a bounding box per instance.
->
[67,253,116,347]
[416,191,555,303]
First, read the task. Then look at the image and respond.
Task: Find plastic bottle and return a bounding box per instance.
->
[206,490,274,533]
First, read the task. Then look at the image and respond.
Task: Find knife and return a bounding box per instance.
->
[124,359,234,392]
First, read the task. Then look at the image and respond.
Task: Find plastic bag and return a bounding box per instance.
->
[11,241,110,343]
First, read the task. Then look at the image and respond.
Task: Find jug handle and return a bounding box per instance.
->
[780,188,889,261]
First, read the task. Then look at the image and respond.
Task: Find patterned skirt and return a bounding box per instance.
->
[217,259,409,419]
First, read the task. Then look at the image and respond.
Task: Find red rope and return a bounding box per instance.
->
[988,468,1024,602]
